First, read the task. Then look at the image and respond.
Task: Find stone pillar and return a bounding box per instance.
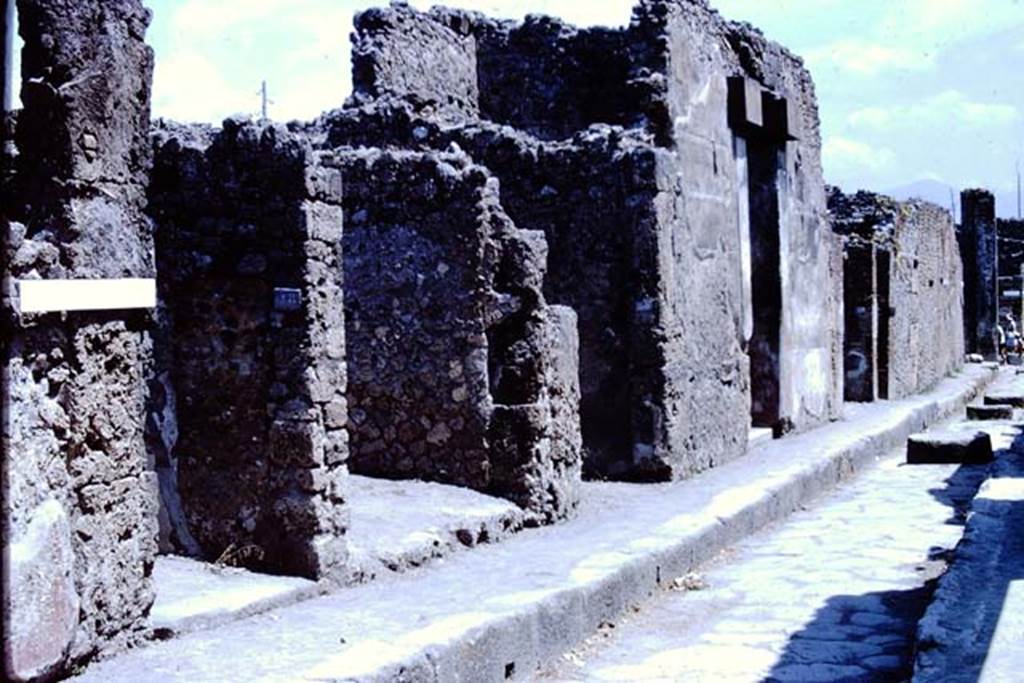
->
[149,120,349,581]
[3,1,158,679]
[961,189,998,356]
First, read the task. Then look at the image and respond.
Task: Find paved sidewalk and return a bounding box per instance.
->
[539,420,1020,682]
[69,366,996,682]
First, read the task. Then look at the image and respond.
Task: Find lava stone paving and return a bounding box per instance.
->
[539,422,1021,682]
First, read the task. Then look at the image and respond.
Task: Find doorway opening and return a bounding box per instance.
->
[746,138,783,429]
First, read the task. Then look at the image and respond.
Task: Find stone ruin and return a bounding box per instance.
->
[955,188,1024,348]
[996,214,1024,322]
[2,0,158,678]
[829,189,965,402]
[148,120,350,579]
[327,148,581,520]
[960,188,999,357]
[328,0,843,478]
[0,0,976,680]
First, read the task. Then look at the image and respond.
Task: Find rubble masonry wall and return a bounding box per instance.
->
[831,189,964,400]
[147,120,349,580]
[330,148,581,521]
[2,1,158,679]
[339,0,841,479]
[887,201,964,398]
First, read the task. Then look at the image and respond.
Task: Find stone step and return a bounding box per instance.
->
[984,392,1024,408]
[967,404,1014,420]
[907,430,994,465]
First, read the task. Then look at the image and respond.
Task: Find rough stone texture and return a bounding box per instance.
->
[961,189,998,357]
[906,430,993,465]
[967,404,1014,420]
[6,499,80,682]
[830,189,964,402]
[996,217,1024,319]
[352,4,479,122]
[914,443,1024,683]
[2,1,159,678]
[147,119,349,580]
[331,0,841,480]
[327,148,581,522]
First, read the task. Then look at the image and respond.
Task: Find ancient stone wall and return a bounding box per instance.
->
[2,1,158,679]
[473,17,639,141]
[329,148,580,521]
[351,5,479,121]
[887,200,964,398]
[961,188,998,356]
[997,218,1024,319]
[831,189,964,401]
[338,0,841,479]
[148,119,348,580]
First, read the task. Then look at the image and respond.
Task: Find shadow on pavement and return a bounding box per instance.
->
[764,426,1022,683]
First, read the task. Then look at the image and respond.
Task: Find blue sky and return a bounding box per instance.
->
[138,1,1024,216]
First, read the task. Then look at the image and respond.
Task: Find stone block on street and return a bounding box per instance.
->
[983,392,1024,408]
[906,430,993,465]
[967,404,1014,420]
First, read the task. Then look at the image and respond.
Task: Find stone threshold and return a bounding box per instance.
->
[72,365,999,682]
[148,475,526,638]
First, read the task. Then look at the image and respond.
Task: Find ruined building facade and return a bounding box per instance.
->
[830,189,964,402]
[4,0,969,680]
[329,0,843,480]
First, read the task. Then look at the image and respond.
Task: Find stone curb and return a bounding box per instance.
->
[913,424,1024,682]
[357,367,1000,682]
[70,366,999,682]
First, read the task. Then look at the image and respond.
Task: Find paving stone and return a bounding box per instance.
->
[863,654,905,670]
[771,663,870,681]
[906,430,993,464]
[966,404,1014,420]
[537,418,1000,682]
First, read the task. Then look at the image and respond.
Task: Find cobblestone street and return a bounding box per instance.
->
[540,421,1021,682]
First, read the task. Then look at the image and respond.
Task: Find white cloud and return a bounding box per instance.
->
[879,0,1024,40]
[807,39,934,76]
[847,90,1019,131]
[152,51,256,122]
[824,136,896,173]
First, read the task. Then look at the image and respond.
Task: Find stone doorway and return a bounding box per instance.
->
[746,137,784,429]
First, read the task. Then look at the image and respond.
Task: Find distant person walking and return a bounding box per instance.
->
[1006,313,1020,362]
[997,320,1007,363]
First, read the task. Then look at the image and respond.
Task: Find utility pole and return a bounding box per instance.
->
[259,80,270,122]
[1017,159,1021,219]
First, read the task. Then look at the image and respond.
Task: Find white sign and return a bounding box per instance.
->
[16,278,157,314]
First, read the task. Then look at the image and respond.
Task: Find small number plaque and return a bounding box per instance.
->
[273,287,302,312]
